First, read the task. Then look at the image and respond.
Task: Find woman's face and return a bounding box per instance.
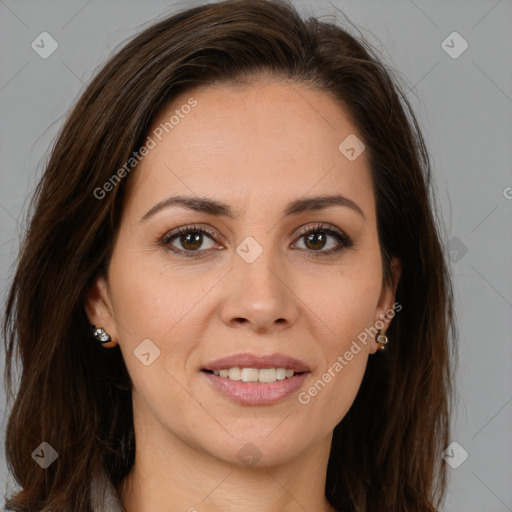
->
[86,79,399,468]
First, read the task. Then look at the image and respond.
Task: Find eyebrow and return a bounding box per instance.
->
[140,193,365,222]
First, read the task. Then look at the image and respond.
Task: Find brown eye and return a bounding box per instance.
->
[161,225,220,257]
[293,223,353,257]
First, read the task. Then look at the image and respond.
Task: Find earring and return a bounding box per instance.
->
[375,329,389,351]
[91,325,112,345]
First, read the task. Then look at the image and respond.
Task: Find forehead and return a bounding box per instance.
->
[123,80,375,222]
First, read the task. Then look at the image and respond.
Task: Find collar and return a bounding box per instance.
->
[89,467,126,512]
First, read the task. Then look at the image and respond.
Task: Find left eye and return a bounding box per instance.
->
[291,224,353,256]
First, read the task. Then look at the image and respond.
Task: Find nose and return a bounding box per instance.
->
[219,245,300,335]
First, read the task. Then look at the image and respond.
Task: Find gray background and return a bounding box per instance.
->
[1,0,511,510]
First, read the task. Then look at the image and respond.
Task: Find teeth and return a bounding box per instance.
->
[228,367,242,380]
[241,368,259,382]
[258,368,276,383]
[211,367,297,383]
[276,368,287,380]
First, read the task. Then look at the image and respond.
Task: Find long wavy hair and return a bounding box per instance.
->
[2,0,457,510]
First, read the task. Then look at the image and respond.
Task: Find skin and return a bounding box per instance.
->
[85,78,401,512]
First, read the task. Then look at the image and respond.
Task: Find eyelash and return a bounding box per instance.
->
[158,222,354,259]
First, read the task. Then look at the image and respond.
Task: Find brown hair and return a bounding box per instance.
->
[2,0,457,510]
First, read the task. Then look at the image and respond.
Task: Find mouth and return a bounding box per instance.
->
[200,352,311,405]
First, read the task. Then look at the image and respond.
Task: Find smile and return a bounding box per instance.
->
[201,352,311,405]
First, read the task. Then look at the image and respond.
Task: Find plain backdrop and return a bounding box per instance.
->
[1,1,511,511]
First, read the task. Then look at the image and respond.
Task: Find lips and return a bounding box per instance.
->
[200,352,311,405]
[202,352,311,373]
[202,370,309,405]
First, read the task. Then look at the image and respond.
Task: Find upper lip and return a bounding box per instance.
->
[202,352,311,372]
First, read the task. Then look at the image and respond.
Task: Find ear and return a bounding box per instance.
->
[370,256,402,354]
[84,274,119,348]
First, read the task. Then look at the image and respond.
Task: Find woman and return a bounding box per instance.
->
[2,0,456,510]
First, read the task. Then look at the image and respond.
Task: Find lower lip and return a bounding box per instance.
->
[201,371,310,405]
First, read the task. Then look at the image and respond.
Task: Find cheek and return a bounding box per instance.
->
[108,247,213,340]
[294,255,381,419]
[107,248,221,389]
[304,256,383,344]
[106,254,203,412]
[297,282,375,429]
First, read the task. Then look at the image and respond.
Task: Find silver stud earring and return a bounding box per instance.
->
[91,325,112,345]
[376,329,389,351]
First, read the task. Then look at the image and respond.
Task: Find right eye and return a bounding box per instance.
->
[160,224,223,257]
